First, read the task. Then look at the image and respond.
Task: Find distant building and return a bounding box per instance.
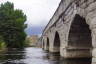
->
[26,35,39,46]
[37,37,42,48]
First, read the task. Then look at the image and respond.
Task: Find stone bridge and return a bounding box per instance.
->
[41,0,96,64]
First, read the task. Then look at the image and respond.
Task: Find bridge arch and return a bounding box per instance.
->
[53,31,60,53]
[46,37,49,51]
[68,14,92,50]
[42,40,45,49]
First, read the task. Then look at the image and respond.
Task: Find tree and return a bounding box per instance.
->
[0,2,27,48]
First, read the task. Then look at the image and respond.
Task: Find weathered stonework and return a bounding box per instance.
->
[42,0,96,64]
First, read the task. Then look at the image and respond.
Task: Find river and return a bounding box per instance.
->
[0,47,91,64]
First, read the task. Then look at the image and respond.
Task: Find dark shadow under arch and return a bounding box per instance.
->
[68,14,92,48]
[54,31,60,52]
[42,40,44,49]
[46,37,49,50]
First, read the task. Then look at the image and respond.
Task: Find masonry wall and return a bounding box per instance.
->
[42,0,96,64]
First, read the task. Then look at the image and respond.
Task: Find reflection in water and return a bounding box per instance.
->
[0,47,92,64]
[46,52,91,64]
[0,48,25,64]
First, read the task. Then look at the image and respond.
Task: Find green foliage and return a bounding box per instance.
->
[0,36,6,49]
[0,42,6,49]
[25,37,30,47]
[0,2,27,48]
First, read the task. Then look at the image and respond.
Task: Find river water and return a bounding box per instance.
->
[0,47,91,64]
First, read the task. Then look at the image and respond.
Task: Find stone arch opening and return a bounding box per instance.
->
[42,40,44,49]
[46,37,49,51]
[68,14,92,49]
[53,31,60,53]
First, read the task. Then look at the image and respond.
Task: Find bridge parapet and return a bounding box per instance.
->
[43,0,75,35]
[43,0,96,35]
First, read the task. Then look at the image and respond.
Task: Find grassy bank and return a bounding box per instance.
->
[0,42,6,51]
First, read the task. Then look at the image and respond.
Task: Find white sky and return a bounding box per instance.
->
[0,0,61,35]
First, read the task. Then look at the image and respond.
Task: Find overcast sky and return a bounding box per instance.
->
[0,0,61,36]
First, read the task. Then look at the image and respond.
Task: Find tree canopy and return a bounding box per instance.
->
[0,2,27,48]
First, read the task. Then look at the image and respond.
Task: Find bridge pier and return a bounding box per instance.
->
[49,47,60,53]
[61,47,91,58]
[91,28,96,64]
[92,48,96,64]
[43,43,49,51]
[87,13,96,64]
